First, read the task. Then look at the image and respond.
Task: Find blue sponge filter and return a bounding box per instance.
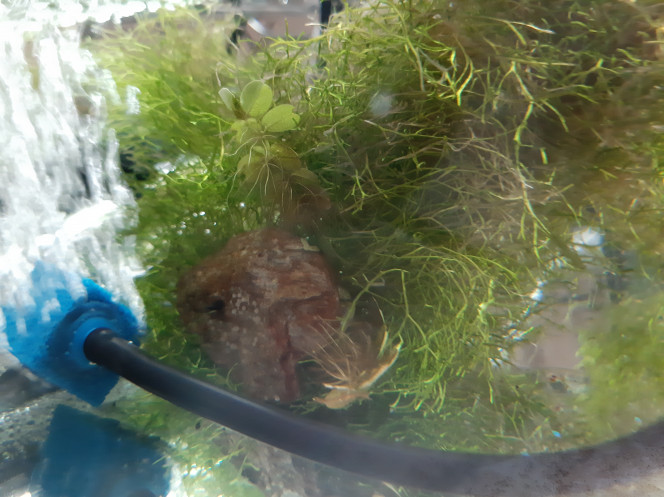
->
[2,262,142,405]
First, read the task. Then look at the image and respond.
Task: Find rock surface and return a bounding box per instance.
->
[176,228,340,402]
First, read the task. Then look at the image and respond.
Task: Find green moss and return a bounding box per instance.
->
[91,0,664,485]
[577,294,664,443]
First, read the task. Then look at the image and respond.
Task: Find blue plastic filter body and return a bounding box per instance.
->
[3,262,142,405]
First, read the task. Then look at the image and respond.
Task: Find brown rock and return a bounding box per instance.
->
[176,228,340,402]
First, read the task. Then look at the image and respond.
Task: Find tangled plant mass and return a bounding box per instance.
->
[93,0,664,494]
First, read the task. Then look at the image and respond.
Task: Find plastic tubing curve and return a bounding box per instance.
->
[83,328,664,497]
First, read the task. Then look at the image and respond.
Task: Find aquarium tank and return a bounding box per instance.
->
[3,0,664,496]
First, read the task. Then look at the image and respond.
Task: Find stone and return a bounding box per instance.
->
[176,228,340,402]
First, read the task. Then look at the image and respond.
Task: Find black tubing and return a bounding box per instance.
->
[84,328,664,496]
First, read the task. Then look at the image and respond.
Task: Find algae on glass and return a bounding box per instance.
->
[92,0,664,492]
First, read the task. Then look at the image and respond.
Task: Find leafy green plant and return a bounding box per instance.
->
[219,80,299,131]
[218,80,327,218]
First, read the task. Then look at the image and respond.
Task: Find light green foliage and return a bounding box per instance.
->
[270,0,664,435]
[261,104,299,132]
[93,8,234,184]
[218,79,322,217]
[219,79,301,138]
[94,0,664,474]
[239,80,274,118]
[577,295,664,444]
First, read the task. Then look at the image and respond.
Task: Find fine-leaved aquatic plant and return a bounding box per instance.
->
[92,0,664,485]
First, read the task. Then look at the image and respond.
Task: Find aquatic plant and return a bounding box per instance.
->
[93,0,664,489]
[218,79,329,220]
[262,0,664,431]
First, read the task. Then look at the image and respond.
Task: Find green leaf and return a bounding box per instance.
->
[240,81,273,118]
[290,168,319,185]
[271,144,301,172]
[261,104,300,132]
[237,148,267,182]
[218,87,236,114]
